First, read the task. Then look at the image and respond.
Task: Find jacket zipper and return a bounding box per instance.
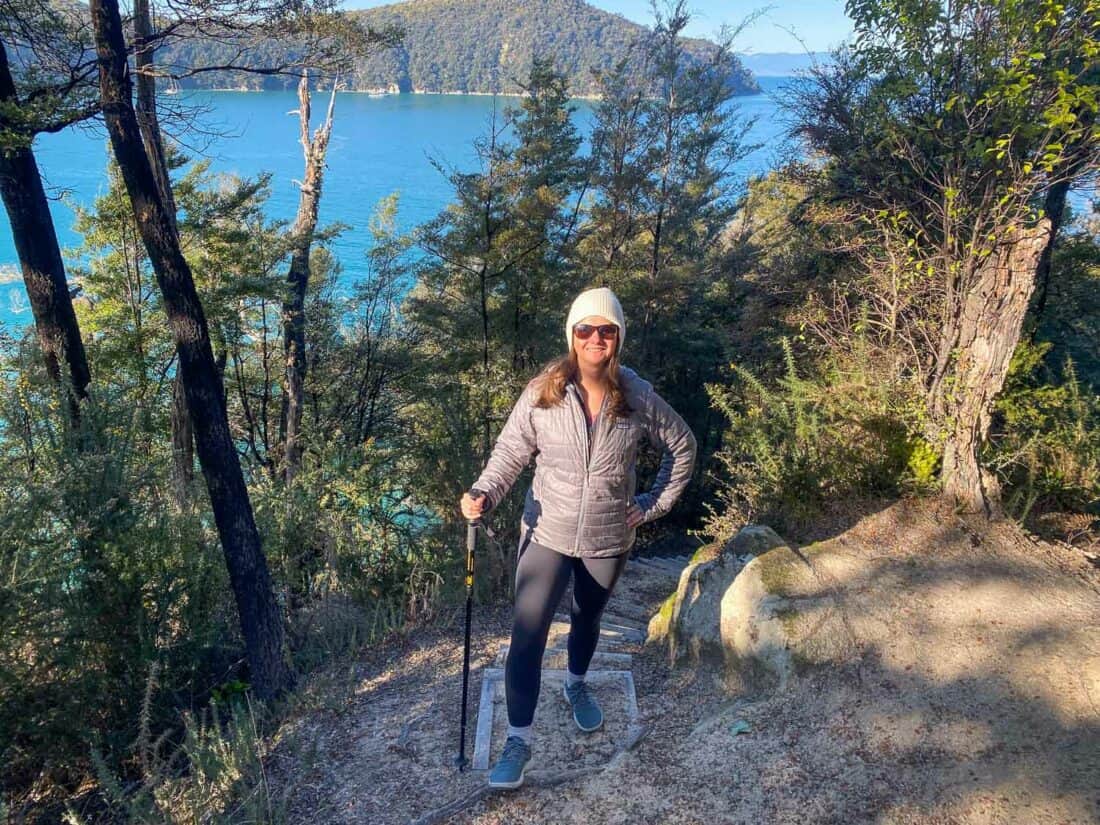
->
[572,384,606,554]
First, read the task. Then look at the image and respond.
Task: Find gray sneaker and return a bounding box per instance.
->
[488,735,532,790]
[563,680,603,732]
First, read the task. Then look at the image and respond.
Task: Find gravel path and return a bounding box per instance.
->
[265,502,1100,825]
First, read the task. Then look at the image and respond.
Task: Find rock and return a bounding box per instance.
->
[646,525,786,654]
[720,524,788,559]
[646,524,851,688]
[646,591,678,642]
[714,550,801,687]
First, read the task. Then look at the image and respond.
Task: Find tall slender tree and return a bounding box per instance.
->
[88,0,295,698]
[584,53,654,283]
[633,1,753,369]
[281,72,338,484]
[578,1,756,474]
[128,0,199,503]
[404,62,587,591]
[500,56,585,373]
[0,3,96,417]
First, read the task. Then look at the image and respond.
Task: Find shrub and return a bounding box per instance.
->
[73,681,284,825]
[0,347,450,817]
[700,337,930,540]
[989,340,1100,521]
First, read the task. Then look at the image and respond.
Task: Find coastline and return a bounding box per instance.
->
[196,86,763,101]
[200,87,607,100]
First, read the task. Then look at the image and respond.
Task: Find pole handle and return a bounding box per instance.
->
[466,487,486,520]
[463,488,485,587]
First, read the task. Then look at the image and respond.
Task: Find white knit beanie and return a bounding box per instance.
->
[565,287,626,351]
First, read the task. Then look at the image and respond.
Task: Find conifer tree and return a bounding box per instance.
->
[579,1,756,463]
[404,60,585,591]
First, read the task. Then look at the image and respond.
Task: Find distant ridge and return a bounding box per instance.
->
[735,51,835,77]
[162,0,760,96]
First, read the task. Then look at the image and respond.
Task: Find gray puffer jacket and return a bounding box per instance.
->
[472,365,697,558]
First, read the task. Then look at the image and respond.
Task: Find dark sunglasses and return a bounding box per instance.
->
[573,323,619,340]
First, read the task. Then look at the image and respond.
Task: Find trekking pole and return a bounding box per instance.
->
[455,487,485,771]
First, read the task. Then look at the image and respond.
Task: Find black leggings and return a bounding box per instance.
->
[504,538,630,727]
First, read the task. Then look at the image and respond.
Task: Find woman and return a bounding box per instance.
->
[459,286,697,790]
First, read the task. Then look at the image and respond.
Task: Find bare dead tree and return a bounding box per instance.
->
[280,71,337,484]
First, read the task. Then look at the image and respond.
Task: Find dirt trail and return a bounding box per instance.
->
[265,501,1100,825]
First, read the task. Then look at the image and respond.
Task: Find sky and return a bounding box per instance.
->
[337,0,856,54]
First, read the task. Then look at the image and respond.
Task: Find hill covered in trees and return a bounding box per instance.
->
[162,0,759,95]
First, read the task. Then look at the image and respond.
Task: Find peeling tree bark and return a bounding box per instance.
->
[89,0,294,698]
[281,73,337,484]
[0,41,91,418]
[935,217,1053,516]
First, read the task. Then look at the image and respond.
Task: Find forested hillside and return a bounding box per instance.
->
[159,0,759,95]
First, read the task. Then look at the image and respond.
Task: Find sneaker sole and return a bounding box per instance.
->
[562,683,604,732]
[487,764,526,790]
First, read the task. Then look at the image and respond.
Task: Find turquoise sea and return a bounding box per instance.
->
[0,76,1093,329]
[0,77,802,328]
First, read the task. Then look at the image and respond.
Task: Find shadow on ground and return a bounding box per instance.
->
[453,499,1100,824]
[263,499,1100,824]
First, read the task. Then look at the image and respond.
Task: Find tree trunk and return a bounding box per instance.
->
[132,0,177,234]
[1027,102,1096,337]
[937,217,1052,516]
[0,42,91,417]
[132,0,194,506]
[170,370,194,501]
[89,0,294,698]
[281,73,336,484]
[1028,178,1069,334]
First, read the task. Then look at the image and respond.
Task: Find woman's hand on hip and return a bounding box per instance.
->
[626,501,645,529]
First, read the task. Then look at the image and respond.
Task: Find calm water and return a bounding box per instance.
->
[4,76,1089,330]
[0,77,802,328]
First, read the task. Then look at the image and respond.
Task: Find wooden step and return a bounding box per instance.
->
[552,614,646,643]
[493,645,634,669]
[645,556,690,574]
[628,557,681,577]
[600,602,655,626]
[472,667,640,771]
[543,621,637,649]
[543,606,647,632]
[599,612,647,632]
[626,557,675,573]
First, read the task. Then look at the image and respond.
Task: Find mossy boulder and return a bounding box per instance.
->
[647,525,852,688]
[647,592,678,640]
[646,525,785,659]
[720,525,792,559]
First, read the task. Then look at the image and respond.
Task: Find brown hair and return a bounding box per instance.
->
[533,342,633,419]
